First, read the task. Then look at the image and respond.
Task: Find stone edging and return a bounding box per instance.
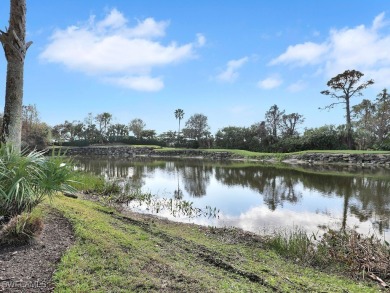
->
[60,146,390,166]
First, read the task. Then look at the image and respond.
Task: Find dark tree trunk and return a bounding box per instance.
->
[345,97,354,149]
[0,0,32,151]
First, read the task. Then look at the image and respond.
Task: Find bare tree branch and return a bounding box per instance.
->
[319,101,345,111]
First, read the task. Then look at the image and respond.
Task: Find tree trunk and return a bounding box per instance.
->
[177,119,181,142]
[0,0,31,152]
[345,97,354,149]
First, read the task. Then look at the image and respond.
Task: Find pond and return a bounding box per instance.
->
[74,157,390,240]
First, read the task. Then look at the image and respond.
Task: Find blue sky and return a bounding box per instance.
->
[1,1,389,134]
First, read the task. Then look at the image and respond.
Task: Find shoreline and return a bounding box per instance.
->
[51,195,387,292]
[57,145,390,167]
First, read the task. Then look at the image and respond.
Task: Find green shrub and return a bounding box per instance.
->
[270,136,304,153]
[0,145,76,218]
[302,125,347,150]
[375,138,390,151]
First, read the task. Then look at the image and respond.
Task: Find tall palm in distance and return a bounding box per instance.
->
[174,109,185,140]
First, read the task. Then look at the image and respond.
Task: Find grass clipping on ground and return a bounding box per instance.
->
[49,195,383,293]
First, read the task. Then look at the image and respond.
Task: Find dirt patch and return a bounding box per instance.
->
[0,209,74,293]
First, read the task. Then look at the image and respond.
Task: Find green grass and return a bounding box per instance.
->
[203,148,274,157]
[292,149,390,154]
[49,195,381,292]
[219,148,390,159]
[69,171,105,193]
[265,227,317,261]
[155,147,390,159]
[153,147,186,151]
[130,145,162,149]
[154,147,283,159]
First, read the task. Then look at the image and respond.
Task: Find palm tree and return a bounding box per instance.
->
[1,0,32,152]
[174,109,184,139]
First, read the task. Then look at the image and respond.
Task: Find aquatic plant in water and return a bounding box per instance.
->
[131,193,220,219]
[97,177,220,219]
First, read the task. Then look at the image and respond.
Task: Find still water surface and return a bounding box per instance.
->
[75,158,390,239]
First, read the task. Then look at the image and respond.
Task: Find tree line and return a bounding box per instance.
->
[0,0,384,154]
[4,69,389,152]
[0,0,383,153]
[0,4,385,155]
[15,69,385,152]
[11,91,390,153]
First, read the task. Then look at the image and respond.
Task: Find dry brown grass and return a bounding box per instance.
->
[320,229,390,285]
[0,212,44,245]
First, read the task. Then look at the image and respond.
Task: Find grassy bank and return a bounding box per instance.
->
[49,195,381,292]
[154,147,280,159]
[54,144,390,162]
[202,148,390,160]
[127,145,390,157]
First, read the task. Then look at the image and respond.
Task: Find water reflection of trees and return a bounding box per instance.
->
[213,165,390,231]
[167,160,212,197]
[75,158,213,198]
[350,178,390,233]
[75,158,390,232]
[214,167,302,210]
[299,173,390,231]
[180,165,212,197]
[75,158,158,189]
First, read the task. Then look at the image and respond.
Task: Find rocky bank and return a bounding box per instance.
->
[61,146,390,166]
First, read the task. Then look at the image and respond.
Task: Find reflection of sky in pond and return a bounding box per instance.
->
[135,168,388,241]
[141,169,344,216]
[130,200,383,241]
[74,158,390,240]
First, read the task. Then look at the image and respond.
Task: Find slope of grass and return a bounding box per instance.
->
[50,195,381,292]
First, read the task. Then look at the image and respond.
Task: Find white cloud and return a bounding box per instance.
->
[122,17,169,39]
[269,42,328,66]
[257,76,283,89]
[105,75,164,92]
[96,8,127,30]
[324,15,390,79]
[270,12,390,88]
[217,57,249,82]
[218,205,374,237]
[287,80,307,92]
[40,9,201,92]
[372,12,386,31]
[196,33,206,47]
